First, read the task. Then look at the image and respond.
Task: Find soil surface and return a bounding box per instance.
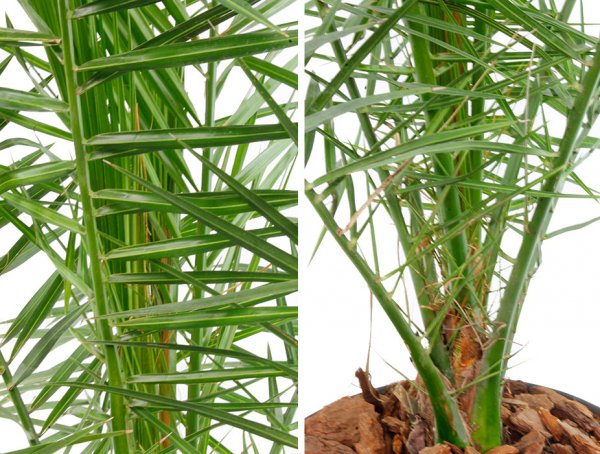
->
[305,376,600,454]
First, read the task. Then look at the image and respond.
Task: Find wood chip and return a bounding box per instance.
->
[355,409,386,454]
[501,404,512,422]
[558,419,600,454]
[382,416,409,437]
[418,445,452,454]
[538,407,565,441]
[529,386,568,406]
[306,396,369,445]
[553,399,599,434]
[509,407,551,437]
[514,393,554,411]
[514,430,546,454]
[485,446,519,454]
[305,435,357,454]
[392,434,403,454]
[505,380,529,396]
[548,444,576,454]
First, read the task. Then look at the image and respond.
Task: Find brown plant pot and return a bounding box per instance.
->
[305,379,600,454]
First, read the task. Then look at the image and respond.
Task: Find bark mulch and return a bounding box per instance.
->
[305,378,600,454]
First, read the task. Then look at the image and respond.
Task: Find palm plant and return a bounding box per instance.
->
[306,0,600,450]
[0,0,298,452]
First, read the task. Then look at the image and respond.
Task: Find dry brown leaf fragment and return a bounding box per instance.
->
[406,418,428,454]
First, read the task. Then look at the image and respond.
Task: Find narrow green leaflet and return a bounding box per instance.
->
[93,189,296,217]
[134,408,198,454]
[71,0,162,19]
[40,359,101,434]
[191,150,298,243]
[104,228,283,261]
[485,0,581,60]
[310,121,515,185]
[217,0,287,36]
[86,125,291,159]
[309,0,417,113]
[30,345,91,410]
[0,207,91,297]
[0,161,75,194]
[306,86,504,131]
[3,272,63,361]
[0,27,60,46]
[9,303,88,389]
[108,271,292,284]
[78,31,298,74]
[242,56,298,89]
[0,88,67,112]
[105,162,298,274]
[90,340,297,377]
[128,367,286,384]
[77,0,263,93]
[5,429,126,454]
[239,60,299,147]
[117,307,297,330]
[105,280,297,318]
[53,382,297,448]
[1,192,84,234]
[0,110,72,141]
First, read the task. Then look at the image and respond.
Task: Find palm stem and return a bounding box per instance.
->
[404,1,477,317]
[58,1,129,452]
[471,37,600,451]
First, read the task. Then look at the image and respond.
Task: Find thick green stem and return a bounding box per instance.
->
[0,351,39,445]
[404,2,478,317]
[471,38,600,451]
[58,1,129,452]
[307,187,471,447]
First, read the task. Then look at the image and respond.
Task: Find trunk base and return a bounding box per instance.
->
[305,379,600,454]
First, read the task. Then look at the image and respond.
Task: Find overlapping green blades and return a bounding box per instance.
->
[0,0,297,452]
